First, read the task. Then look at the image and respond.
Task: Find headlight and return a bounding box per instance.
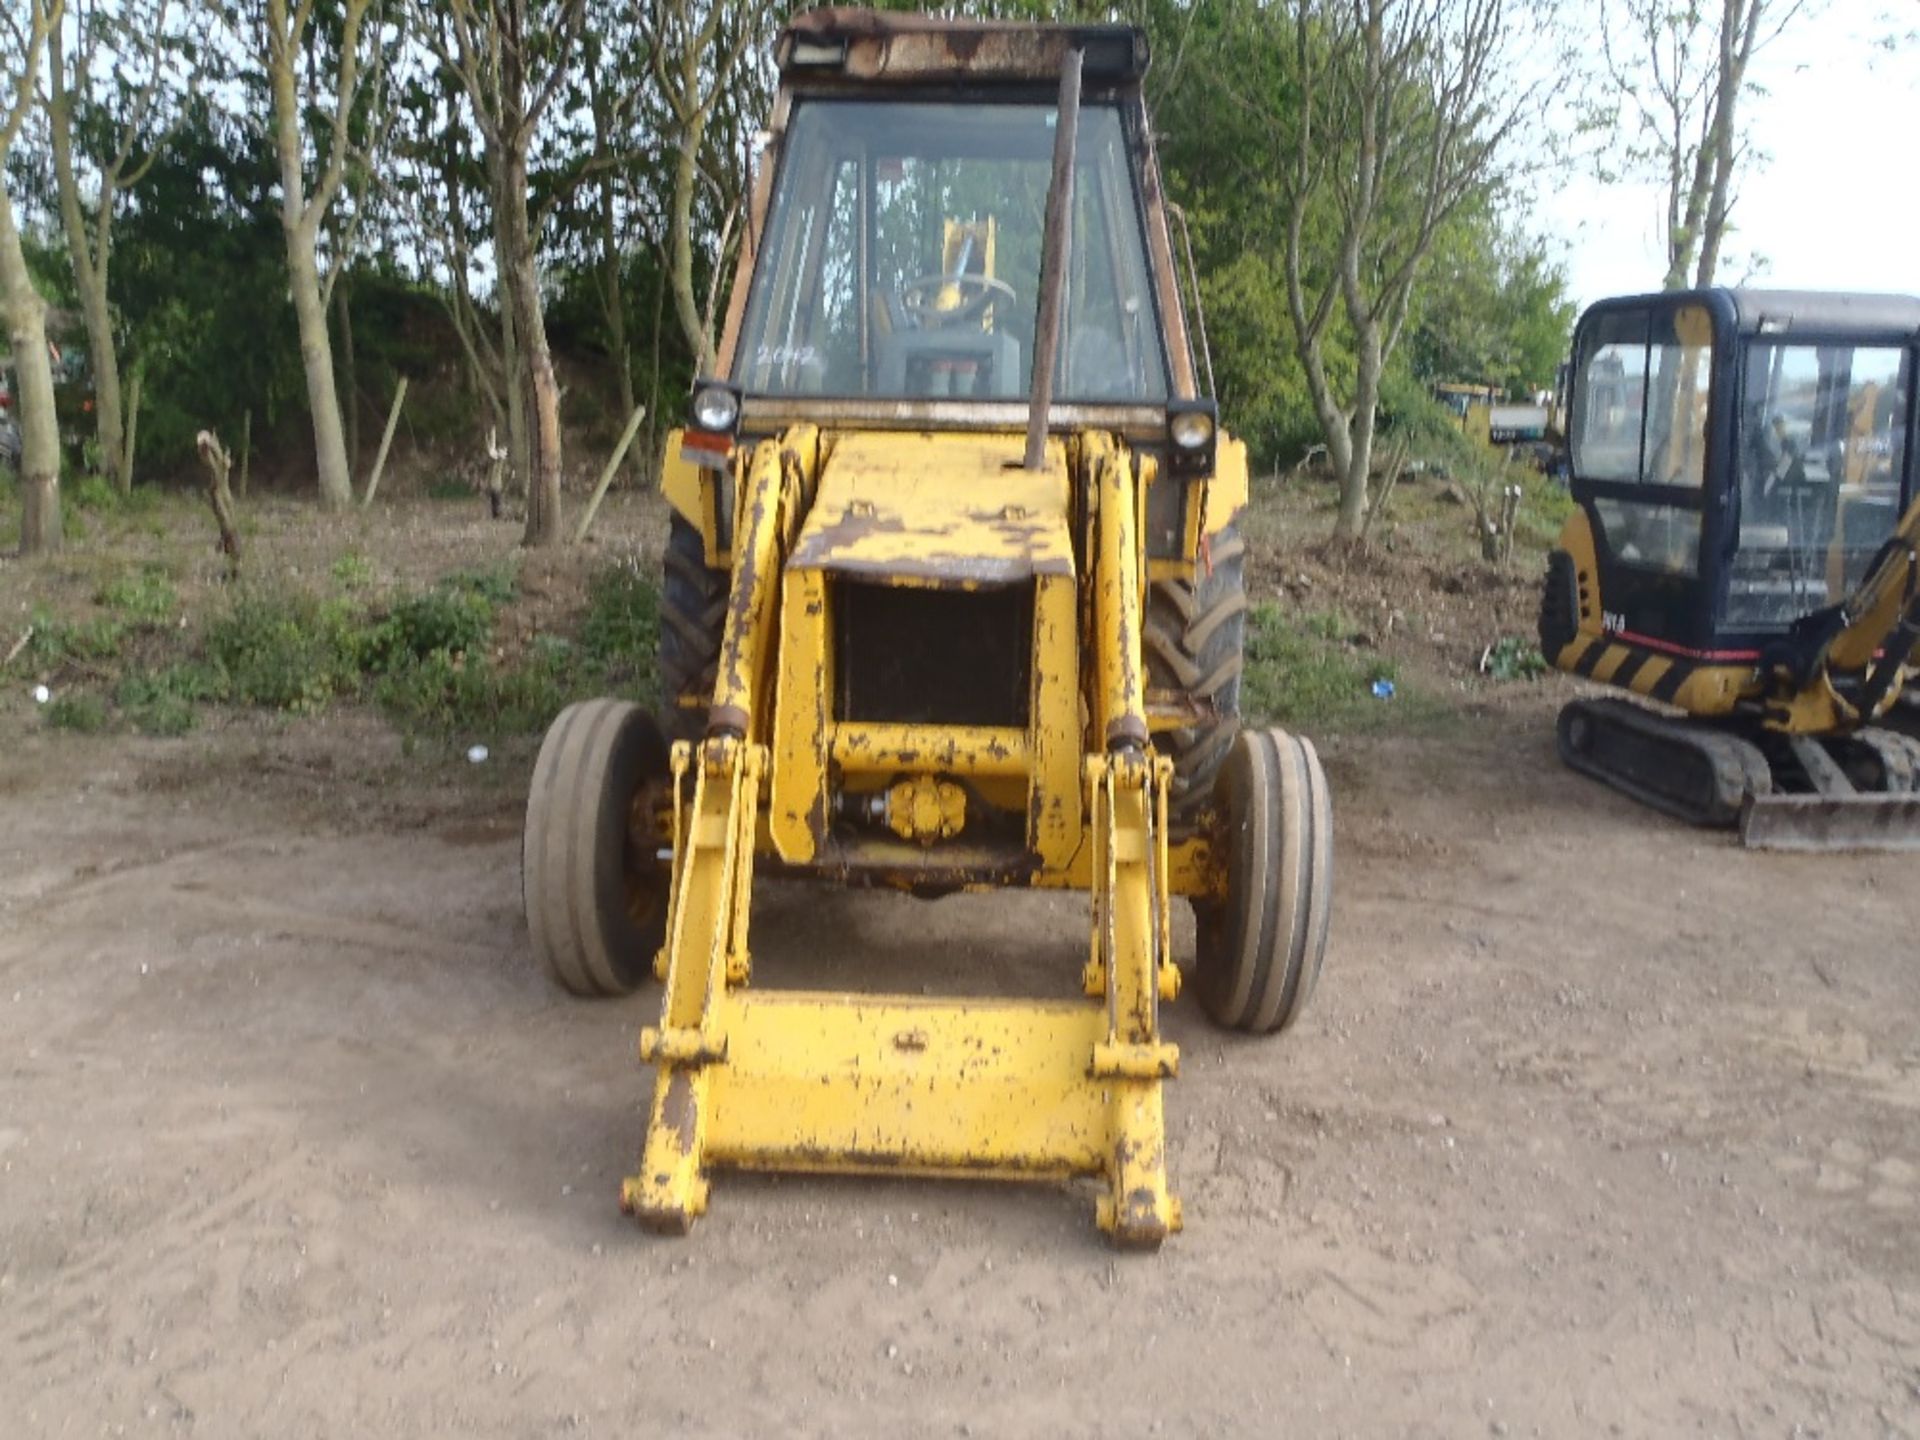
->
[690,381,741,433]
[1166,400,1219,476]
[1169,410,1214,450]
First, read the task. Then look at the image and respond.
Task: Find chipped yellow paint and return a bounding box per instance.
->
[1210,435,1249,532]
[629,424,1195,1247]
[788,430,1075,584]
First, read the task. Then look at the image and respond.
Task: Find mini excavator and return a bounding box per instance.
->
[1540,288,1920,850]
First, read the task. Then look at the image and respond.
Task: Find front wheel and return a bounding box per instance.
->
[1192,727,1333,1034]
[523,699,672,997]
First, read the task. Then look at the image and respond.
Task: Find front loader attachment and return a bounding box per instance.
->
[1738,792,1920,852]
[617,428,1184,1248]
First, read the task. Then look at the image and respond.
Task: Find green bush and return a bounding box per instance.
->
[205,589,360,711]
[1482,634,1548,682]
[374,644,580,739]
[361,586,496,673]
[116,662,228,736]
[330,552,375,590]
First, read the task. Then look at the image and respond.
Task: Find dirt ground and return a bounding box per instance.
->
[4,670,1919,1437]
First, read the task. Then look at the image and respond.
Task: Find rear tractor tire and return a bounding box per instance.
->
[1146,525,1248,833]
[1193,727,1333,1035]
[524,699,673,998]
[659,514,729,744]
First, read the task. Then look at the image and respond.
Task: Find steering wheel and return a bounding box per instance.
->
[896,272,1015,329]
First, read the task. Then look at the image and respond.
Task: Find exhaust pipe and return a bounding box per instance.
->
[1025,47,1083,472]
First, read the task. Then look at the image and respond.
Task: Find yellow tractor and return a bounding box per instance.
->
[1540,288,1920,849]
[522,8,1332,1248]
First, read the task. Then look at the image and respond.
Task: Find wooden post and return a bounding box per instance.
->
[196,429,242,580]
[361,376,409,509]
[120,368,143,491]
[485,426,507,519]
[238,410,253,499]
[571,405,648,546]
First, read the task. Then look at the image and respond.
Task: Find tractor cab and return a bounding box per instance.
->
[1567,289,1918,658]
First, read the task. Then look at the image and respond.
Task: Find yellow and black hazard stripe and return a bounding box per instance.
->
[1559,635,1752,716]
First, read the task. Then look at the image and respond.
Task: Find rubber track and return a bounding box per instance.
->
[1847,727,1920,793]
[1557,697,1771,829]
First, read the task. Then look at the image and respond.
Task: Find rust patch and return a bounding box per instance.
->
[660,1071,700,1149]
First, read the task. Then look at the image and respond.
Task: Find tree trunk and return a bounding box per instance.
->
[47,26,128,493]
[284,236,354,509]
[499,151,564,546]
[337,278,359,472]
[1334,326,1384,541]
[79,275,125,488]
[668,122,712,373]
[597,165,635,424]
[499,270,529,495]
[1,186,63,555]
[267,0,356,511]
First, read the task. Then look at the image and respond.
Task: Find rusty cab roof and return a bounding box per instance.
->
[778,7,1150,88]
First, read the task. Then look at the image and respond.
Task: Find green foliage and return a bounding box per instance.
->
[96,566,180,626]
[331,552,375,590]
[1241,603,1437,734]
[441,564,518,607]
[1482,635,1548,682]
[362,586,496,673]
[116,663,227,736]
[44,692,109,733]
[578,559,659,682]
[374,642,580,739]
[205,589,361,711]
[1406,204,1577,397]
[22,606,127,666]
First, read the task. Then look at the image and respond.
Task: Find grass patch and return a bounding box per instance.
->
[330,552,375,590]
[44,691,108,732]
[96,565,180,627]
[578,558,658,684]
[21,550,658,746]
[20,605,127,666]
[115,662,228,736]
[1242,603,1445,734]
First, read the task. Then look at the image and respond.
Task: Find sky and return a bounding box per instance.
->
[1530,0,1919,309]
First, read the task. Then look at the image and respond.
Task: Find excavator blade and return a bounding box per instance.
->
[1738,793,1920,852]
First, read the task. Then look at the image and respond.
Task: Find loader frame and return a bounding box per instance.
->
[626,427,1187,1246]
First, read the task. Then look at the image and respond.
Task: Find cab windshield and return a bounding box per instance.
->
[1727,340,1912,629]
[733,98,1169,403]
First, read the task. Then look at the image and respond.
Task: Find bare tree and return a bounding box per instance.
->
[263,0,385,511]
[645,0,773,374]
[1,0,66,555]
[1599,0,1809,290]
[1260,0,1527,540]
[421,0,585,547]
[45,0,204,493]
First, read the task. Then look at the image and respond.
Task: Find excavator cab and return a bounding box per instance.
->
[1541,288,1920,848]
